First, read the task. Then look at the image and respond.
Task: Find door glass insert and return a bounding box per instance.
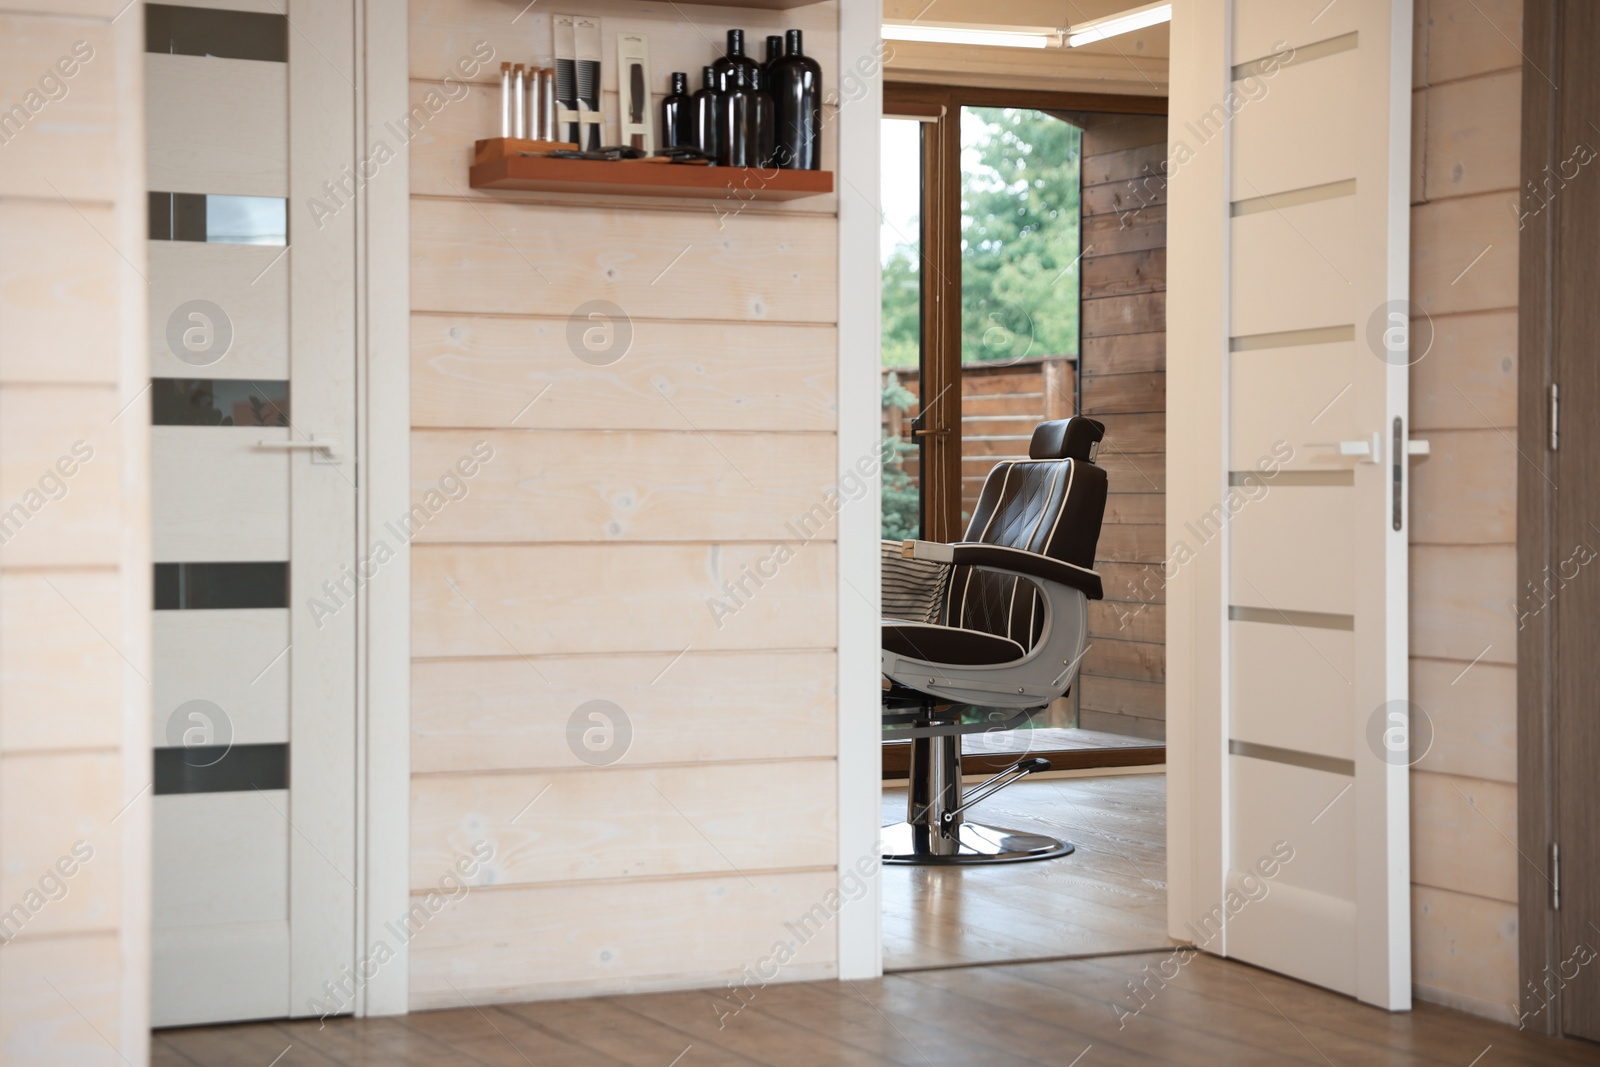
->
[880,116,923,541]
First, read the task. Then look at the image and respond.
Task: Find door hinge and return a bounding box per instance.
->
[1550,383,1560,451]
[1551,841,1561,910]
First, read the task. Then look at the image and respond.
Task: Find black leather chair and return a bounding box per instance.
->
[881,417,1108,864]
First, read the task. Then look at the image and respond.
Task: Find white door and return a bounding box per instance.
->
[146,0,357,1026]
[1167,0,1415,1008]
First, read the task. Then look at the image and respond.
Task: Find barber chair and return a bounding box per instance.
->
[881,417,1108,865]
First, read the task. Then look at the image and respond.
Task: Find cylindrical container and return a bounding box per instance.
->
[768,28,822,169]
[720,63,755,166]
[748,65,775,168]
[512,64,527,138]
[527,65,543,140]
[540,68,557,144]
[764,34,784,69]
[693,64,723,164]
[711,28,760,94]
[661,71,695,148]
[500,62,512,137]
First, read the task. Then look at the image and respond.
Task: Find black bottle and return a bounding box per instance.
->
[764,34,784,70]
[721,63,768,167]
[711,28,760,94]
[693,65,723,163]
[749,66,775,168]
[769,28,822,170]
[661,71,694,148]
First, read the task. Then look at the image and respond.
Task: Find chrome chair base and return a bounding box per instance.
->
[881,820,1074,865]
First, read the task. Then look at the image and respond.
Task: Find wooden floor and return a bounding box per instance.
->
[883,772,1169,969]
[152,952,1600,1066]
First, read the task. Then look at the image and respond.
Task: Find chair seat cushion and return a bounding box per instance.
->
[882,622,1026,666]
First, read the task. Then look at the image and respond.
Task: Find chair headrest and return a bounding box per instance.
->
[1028,417,1105,462]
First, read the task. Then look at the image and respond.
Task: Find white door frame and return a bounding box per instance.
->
[355,0,413,1017]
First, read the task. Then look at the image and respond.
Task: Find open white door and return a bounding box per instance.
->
[1167,0,1414,1008]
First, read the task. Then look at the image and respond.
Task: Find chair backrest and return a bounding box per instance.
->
[942,417,1109,648]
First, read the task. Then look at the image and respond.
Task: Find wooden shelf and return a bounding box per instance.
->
[468,155,834,201]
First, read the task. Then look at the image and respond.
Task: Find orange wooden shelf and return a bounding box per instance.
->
[468,155,834,201]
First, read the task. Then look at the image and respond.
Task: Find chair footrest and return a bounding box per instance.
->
[881,821,1073,865]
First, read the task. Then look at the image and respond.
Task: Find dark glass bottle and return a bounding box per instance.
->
[748,66,775,168]
[764,34,784,69]
[693,65,723,163]
[769,28,822,170]
[720,63,757,167]
[661,71,694,148]
[711,28,760,94]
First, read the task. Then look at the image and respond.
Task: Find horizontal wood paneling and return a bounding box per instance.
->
[1098,561,1165,604]
[411,429,838,544]
[0,570,125,753]
[1091,412,1164,454]
[1426,0,1524,84]
[1411,191,1520,316]
[1089,600,1164,644]
[412,650,836,773]
[1078,674,1164,720]
[1409,429,1517,545]
[1081,371,1165,414]
[1095,521,1167,564]
[1082,206,1167,257]
[412,314,836,432]
[0,934,123,1065]
[1411,771,1518,902]
[1411,658,1516,784]
[411,761,836,888]
[408,870,838,1008]
[1081,143,1167,186]
[1410,544,1516,665]
[411,198,838,322]
[413,543,835,659]
[0,751,121,936]
[1424,70,1521,200]
[1081,331,1165,376]
[0,201,120,384]
[1081,639,1165,683]
[1412,310,1517,430]
[0,17,116,202]
[1412,884,1519,1023]
[0,386,121,567]
[1079,248,1165,297]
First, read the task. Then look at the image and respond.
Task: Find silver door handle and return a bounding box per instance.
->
[255,434,340,463]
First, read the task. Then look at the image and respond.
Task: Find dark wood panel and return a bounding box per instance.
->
[1081,638,1165,683]
[1097,560,1167,605]
[1091,412,1165,454]
[1082,248,1166,298]
[1081,141,1169,185]
[1082,370,1166,414]
[1102,492,1165,525]
[1083,174,1169,218]
[1099,450,1167,493]
[1082,331,1166,375]
[1079,673,1166,719]
[1083,292,1166,339]
[1083,205,1167,256]
[1095,521,1168,564]
[1089,599,1165,643]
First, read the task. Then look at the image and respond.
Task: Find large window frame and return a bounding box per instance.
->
[883,84,1166,541]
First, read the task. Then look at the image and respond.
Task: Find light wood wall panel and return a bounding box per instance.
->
[412,429,838,544]
[412,650,836,773]
[412,198,838,322]
[412,314,837,432]
[411,761,836,887]
[1408,6,1522,1020]
[408,0,844,1008]
[408,870,839,1007]
[0,5,148,1063]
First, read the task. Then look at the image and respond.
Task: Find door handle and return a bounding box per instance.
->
[1406,439,1431,455]
[255,434,340,464]
[1338,432,1382,463]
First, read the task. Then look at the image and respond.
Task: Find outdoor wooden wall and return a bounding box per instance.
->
[0,3,149,1063]
[1074,112,1168,741]
[1407,0,1524,1024]
[406,0,844,1008]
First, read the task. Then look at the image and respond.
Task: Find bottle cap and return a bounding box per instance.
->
[786,28,803,55]
[671,71,688,94]
[727,28,745,55]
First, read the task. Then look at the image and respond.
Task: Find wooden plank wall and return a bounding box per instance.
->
[1075,113,1168,741]
[406,0,844,1008]
[1407,0,1524,1024]
[0,3,149,1063]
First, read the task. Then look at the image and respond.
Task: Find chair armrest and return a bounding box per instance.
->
[901,540,1103,600]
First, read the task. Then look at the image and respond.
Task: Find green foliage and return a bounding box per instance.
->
[880,108,1082,368]
[881,375,920,541]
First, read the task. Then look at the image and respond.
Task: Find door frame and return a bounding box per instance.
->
[1515,0,1560,1037]
[355,0,412,1017]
